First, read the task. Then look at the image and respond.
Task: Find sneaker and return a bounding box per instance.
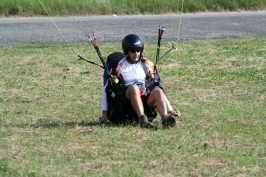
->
[139,115,154,128]
[161,115,168,127]
[162,115,176,128]
[167,115,176,127]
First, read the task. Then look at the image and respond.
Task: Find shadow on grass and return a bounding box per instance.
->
[0,119,141,129]
[0,120,97,129]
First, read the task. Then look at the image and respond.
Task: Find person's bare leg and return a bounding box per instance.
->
[147,88,176,127]
[126,85,144,117]
[147,88,167,116]
[126,84,153,128]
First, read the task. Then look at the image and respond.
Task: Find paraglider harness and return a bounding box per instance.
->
[103,52,158,124]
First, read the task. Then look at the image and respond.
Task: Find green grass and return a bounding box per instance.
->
[1,0,266,16]
[0,36,266,176]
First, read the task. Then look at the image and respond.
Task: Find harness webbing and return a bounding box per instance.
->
[141,59,149,77]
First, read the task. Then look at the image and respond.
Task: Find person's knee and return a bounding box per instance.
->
[147,88,164,106]
[126,84,139,98]
[152,88,164,97]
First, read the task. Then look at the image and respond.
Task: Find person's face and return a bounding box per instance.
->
[128,49,141,62]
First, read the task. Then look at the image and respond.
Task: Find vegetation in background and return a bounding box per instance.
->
[0,0,266,16]
[0,36,265,176]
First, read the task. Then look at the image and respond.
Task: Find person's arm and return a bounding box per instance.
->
[145,58,181,117]
[100,82,108,124]
[164,95,181,117]
[100,63,123,124]
[155,67,181,117]
[164,96,173,112]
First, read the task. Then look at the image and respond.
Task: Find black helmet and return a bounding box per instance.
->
[122,34,144,54]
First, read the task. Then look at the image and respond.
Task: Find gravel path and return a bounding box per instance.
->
[0,11,266,47]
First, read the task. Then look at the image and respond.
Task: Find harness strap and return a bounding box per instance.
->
[140,58,157,92]
[141,59,149,76]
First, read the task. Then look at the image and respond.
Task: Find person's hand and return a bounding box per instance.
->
[109,75,119,85]
[99,110,108,124]
[99,117,107,124]
[169,110,181,117]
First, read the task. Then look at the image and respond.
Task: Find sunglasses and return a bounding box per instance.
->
[129,49,141,53]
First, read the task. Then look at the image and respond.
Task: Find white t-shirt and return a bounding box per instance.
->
[115,57,153,87]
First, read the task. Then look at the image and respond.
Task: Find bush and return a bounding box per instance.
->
[0,0,266,16]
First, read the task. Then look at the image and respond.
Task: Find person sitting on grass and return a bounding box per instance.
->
[100,34,181,128]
